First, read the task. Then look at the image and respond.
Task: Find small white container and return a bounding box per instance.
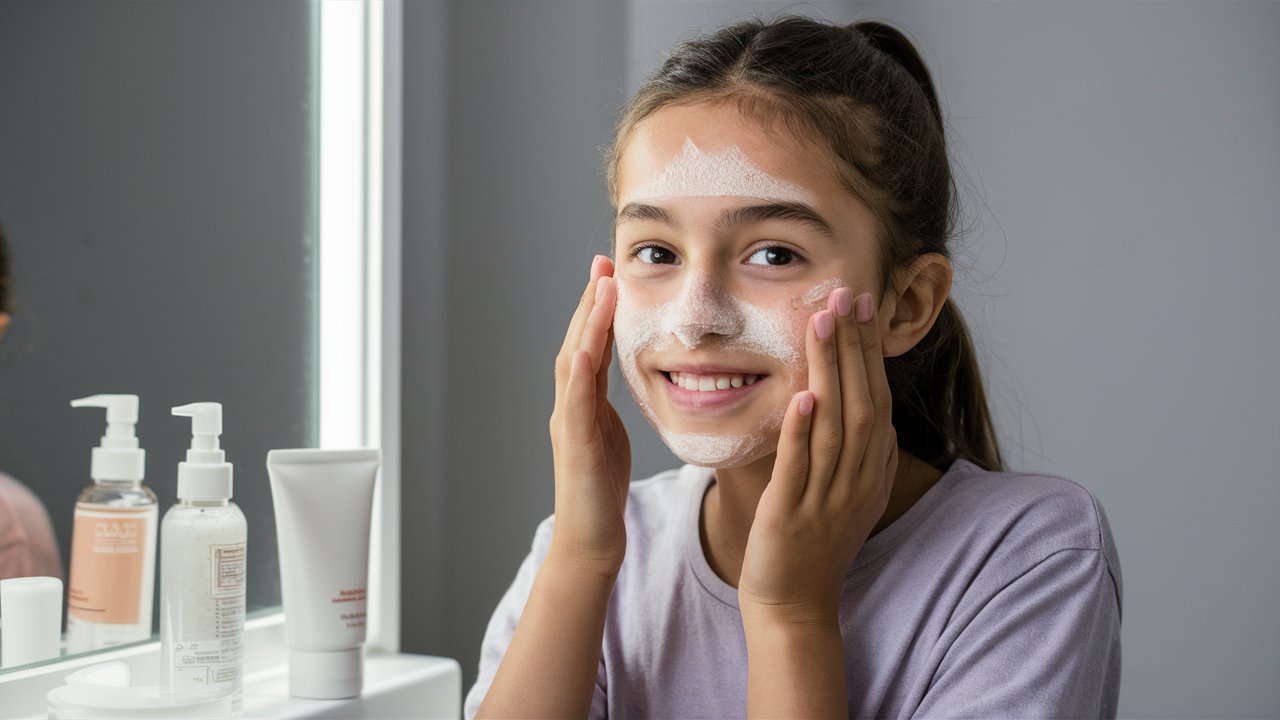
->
[0,576,63,668]
[46,661,231,719]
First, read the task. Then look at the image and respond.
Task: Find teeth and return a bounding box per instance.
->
[667,371,761,392]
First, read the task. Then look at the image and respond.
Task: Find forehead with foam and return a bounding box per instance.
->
[631,138,816,205]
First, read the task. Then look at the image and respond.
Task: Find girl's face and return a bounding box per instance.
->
[613,102,883,468]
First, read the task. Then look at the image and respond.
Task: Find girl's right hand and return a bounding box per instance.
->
[547,254,631,578]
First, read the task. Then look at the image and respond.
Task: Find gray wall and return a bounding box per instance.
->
[401,2,1280,716]
[0,0,315,632]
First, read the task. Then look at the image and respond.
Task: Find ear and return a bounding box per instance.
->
[878,254,952,358]
[0,312,9,343]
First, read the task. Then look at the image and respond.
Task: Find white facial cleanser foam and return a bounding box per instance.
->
[266,448,380,700]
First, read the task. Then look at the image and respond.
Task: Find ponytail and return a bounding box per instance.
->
[887,298,1005,472]
[853,21,944,129]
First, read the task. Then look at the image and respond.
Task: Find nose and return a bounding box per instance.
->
[661,270,744,348]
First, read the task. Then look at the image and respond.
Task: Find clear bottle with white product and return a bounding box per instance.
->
[160,402,246,714]
[66,394,157,653]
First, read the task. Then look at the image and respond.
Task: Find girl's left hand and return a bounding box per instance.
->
[737,287,900,625]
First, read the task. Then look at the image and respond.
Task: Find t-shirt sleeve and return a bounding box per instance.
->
[463,516,609,719]
[914,547,1122,719]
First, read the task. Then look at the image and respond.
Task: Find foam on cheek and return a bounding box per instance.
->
[803,278,845,306]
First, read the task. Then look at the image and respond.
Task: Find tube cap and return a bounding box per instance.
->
[289,648,363,700]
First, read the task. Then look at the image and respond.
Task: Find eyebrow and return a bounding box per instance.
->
[615,201,836,241]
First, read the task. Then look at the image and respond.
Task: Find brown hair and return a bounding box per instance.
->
[605,16,1004,472]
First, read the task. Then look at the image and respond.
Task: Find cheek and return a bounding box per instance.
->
[612,279,662,359]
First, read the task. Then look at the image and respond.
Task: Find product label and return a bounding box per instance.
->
[334,587,367,629]
[210,543,246,597]
[172,638,227,690]
[67,506,150,623]
[170,542,247,692]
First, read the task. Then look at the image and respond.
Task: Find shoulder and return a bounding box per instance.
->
[947,461,1115,550]
[935,460,1122,596]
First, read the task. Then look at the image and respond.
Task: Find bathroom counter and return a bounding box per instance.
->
[0,615,461,719]
[244,652,461,719]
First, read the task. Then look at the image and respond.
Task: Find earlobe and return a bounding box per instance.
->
[879,254,952,358]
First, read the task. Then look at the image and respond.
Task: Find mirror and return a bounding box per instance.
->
[0,0,316,668]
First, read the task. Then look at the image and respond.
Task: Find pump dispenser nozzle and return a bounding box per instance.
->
[71,394,145,482]
[172,403,233,501]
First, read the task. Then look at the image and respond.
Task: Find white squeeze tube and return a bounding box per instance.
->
[266,448,380,700]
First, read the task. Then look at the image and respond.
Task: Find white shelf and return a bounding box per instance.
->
[0,614,461,719]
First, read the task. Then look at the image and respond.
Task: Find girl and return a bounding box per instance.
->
[467,16,1121,718]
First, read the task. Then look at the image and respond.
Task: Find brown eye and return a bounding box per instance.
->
[746,247,797,266]
[636,246,677,264]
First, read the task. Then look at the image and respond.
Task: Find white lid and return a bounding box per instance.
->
[70,395,145,482]
[46,661,232,718]
[289,647,363,700]
[171,402,233,501]
[0,576,63,668]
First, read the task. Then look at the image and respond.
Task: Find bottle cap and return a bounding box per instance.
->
[289,647,363,700]
[172,402,233,501]
[70,394,145,482]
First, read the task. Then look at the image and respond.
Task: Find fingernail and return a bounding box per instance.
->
[591,254,605,273]
[815,310,834,340]
[797,392,814,417]
[833,287,853,317]
[595,277,610,303]
[855,293,874,323]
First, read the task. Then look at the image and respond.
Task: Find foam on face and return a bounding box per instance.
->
[632,139,816,204]
[615,273,817,468]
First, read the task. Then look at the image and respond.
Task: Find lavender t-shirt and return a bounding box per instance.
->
[465,459,1122,718]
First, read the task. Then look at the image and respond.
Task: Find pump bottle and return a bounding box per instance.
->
[160,402,247,712]
[66,394,157,652]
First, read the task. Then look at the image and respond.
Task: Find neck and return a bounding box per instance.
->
[700,448,944,589]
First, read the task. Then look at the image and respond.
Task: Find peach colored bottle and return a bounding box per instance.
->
[66,395,157,652]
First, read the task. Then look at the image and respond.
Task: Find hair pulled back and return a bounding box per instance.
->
[606,16,1004,472]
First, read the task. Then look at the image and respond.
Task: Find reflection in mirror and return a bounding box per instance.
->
[0,0,316,670]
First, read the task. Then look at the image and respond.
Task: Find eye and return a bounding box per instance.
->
[633,244,678,265]
[745,246,799,266]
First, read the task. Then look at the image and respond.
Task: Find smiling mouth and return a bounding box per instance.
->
[661,370,766,392]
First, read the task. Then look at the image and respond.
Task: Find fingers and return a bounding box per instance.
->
[850,292,896,498]
[803,307,842,496]
[561,350,597,448]
[768,391,815,510]
[558,255,612,361]
[800,287,895,510]
[581,276,616,374]
[555,255,614,411]
[828,288,874,488]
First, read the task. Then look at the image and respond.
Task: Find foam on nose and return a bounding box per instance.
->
[662,271,744,348]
